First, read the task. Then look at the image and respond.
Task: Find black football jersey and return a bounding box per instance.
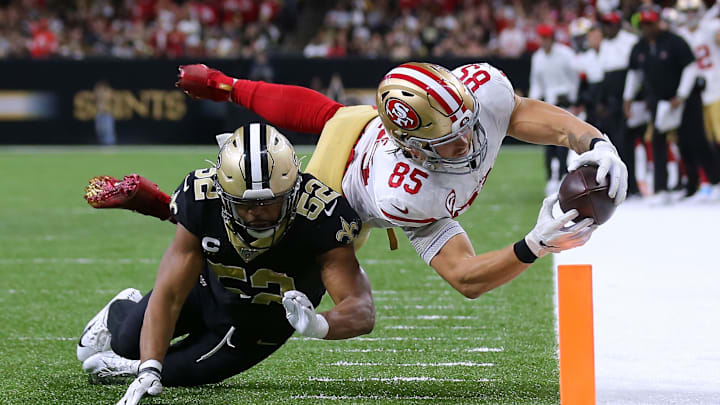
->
[169,168,361,330]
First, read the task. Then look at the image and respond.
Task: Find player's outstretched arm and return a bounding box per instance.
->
[175,64,342,135]
[430,195,595,299]
[283,245,374,340]
[118,224,202,405]
[508,95,628,204]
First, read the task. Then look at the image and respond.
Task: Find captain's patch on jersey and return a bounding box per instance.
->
[336,216,360,244]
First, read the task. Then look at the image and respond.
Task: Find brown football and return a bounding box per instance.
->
[558,165,616,225]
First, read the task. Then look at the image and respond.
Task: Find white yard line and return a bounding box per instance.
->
[14,336,78,341]
[292,394,457,400]
[383,325,472,330]
[380,315,479,320]
[290,336,488,341]
[379,305,456,310]
[308,376,490,382]
[326,361,493,367]
[325,347,503,353]
[554,199,720,404]
[0,258,158,265]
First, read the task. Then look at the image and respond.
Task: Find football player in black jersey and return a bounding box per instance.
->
[77,123,375,405]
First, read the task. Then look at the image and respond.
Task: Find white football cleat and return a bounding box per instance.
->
[77,288,142,362]
[83,351,140,377]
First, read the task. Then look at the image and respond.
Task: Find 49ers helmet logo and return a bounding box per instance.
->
[385,98,420,130]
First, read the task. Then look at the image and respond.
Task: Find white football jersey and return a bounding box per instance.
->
[342,63,515,231]
[677,21,720,104]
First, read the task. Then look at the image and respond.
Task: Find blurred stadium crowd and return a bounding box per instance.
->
[3,0,720,204]
[0,0,660,59]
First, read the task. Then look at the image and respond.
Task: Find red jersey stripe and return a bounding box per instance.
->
[399,64,463,105]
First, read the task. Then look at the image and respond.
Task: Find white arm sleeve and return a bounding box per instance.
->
[623,69,643,101]
[403,218,466,264]
[676,62,698,100]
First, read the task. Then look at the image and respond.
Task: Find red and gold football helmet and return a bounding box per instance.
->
[377,62,487,174]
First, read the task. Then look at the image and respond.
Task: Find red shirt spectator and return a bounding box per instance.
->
[223,0,258,23]
[29,20,57,58]
[132,0,157,21]
[166,29,186,57]
[192,1,220,26]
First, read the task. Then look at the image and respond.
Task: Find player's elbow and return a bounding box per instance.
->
[437,262,489,299]
[454,281,490,299]
[357,300,376,335]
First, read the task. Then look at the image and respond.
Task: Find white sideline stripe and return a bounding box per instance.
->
[554,200,720,403]
[291,336,487,341]
[325,347,503,353]
[308,376,490,383]
[327,361,493,367]
[292,395,456,400]
[0,258,158,265]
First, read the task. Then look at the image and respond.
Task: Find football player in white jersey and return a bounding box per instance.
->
[677,0,720,149]
[90,62,627,299]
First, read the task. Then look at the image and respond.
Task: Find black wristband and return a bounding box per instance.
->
[589,138,607,150]
[513,239,538,264]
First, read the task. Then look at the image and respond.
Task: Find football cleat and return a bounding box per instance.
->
[77,288,142,362]
[84,174,174,221]
[83,351,140,384]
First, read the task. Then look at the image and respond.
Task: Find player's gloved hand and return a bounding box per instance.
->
[525,194,596,258]
[568,137,628,205]
[282,290,329,339]
[117,360,163,405]
[175,64,235,102]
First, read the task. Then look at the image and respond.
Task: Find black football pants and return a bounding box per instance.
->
[106,280,287,387]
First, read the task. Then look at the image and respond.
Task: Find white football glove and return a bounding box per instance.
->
[525,194,596,258]
[567,138,628,205]
[117,360,163,405]
[282,290,329,339]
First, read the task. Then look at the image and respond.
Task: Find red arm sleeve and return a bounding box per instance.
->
[230,80,344,135]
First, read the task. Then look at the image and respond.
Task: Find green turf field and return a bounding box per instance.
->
[0,145,557,404]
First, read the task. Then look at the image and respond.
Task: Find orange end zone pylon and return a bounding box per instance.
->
[558,264,596,405]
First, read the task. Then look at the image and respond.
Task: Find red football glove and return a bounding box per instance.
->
[175,64,235,102]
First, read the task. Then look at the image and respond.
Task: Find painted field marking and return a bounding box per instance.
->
[0,258,158,265]
[558,264,596,405]
[383,325,472,330]
[326,361,493,367]
[325,347,503,353]
[291,336,487,341]
[292,395,456,400]
[379,305,456,310]
[308,376,491,382]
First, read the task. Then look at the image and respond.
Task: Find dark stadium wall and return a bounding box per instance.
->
[0,57,531,145]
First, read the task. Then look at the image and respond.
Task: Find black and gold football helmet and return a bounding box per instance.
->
[214,123,301,252]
